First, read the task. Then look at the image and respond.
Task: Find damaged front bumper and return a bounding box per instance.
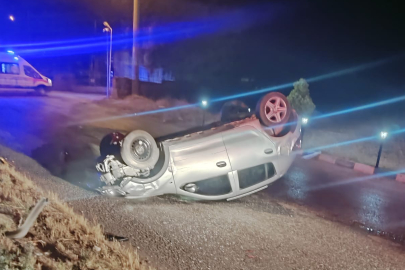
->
[95,155,176,199]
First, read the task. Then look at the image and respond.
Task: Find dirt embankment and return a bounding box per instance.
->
[0,158,150,270]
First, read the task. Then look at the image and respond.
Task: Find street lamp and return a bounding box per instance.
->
[9,15,15,21]
[375,131,388,168]
[201,99,208,126]
[103,22,112,98]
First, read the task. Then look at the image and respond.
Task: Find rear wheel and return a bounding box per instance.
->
[255,92,291,127]
[120,130,160,170]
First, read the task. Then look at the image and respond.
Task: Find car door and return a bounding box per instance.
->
[170,133,237,200]
[222,123,278,195]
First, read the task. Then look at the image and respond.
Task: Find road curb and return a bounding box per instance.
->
[396,174,405,183]
[353,163,375,175]
[301,151,404,181]
[318,154,336,164]
[335,158,355,169]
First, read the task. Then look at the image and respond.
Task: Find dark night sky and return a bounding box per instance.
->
[1,0,404,110]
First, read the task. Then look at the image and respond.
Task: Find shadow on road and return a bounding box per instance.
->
[0,90,45,97]
[30,126,117,192]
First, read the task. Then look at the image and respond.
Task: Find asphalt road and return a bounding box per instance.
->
[1,90,404,235]
[2,90,405,269]
[0,89,103,155]
[269,157,405,236]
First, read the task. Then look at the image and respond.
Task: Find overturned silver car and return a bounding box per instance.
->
[96,92,302,201]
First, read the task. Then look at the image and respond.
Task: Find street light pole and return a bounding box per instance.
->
[375,131,388,169]
[103,22,112,98]
[132,0,139,93]
[375,142,383,169]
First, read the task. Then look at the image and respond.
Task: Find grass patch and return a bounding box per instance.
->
[0,159,152,270]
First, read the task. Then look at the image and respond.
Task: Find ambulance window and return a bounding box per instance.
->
[1,63,20,74]
[24,65,42,79]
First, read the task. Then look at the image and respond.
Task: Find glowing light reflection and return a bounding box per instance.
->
[310,168,405,191]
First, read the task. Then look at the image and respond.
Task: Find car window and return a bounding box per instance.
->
[238,162,276,189]
[24,65,42,79]
[1,62,20,74]
[183,175,232,196]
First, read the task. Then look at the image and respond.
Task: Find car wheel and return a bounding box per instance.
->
[35,86,47,96]
[120,130,160,170]
[255,92,291,127]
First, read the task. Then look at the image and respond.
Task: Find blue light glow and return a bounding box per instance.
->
[303,135,377,152]
[310,168,405,191]
[73,103,198,125]
[81,93,405,128]
[313,95,405,120]
[201,55,404,106]
[291,128,405,155]
[7,50,14,54]
[3,5,270,58]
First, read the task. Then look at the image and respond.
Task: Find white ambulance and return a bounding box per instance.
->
[0,51,52,94]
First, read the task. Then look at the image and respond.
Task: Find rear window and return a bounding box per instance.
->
[1,62,20,74]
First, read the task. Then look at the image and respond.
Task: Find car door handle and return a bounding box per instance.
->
[264,148,274,154]
[216,161,227,168]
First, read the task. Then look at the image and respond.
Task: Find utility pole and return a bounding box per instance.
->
[132,0,140,94]
[103,22,113,98]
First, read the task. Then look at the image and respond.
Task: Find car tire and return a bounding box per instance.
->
[35,86,47,95]
[255,92,291,127]
[120,130,160,170]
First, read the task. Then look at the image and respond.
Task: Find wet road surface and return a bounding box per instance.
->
[1,91,405,239]
[0,90,103,155]
[268,157,405,235]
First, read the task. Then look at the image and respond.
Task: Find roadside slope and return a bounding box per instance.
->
[0,157,150,270]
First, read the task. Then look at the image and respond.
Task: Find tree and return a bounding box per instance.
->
[287,78,316,116]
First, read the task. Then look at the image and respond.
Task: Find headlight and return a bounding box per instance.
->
[47,78,52,84]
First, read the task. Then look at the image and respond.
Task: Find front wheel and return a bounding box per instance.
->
[120,130,160,170]
[35,86,49,95]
